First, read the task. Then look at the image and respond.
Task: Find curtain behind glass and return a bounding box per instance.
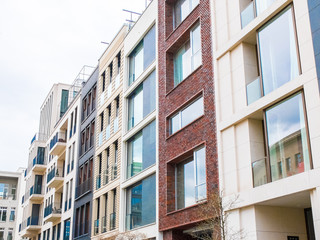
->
[258,7,299,95]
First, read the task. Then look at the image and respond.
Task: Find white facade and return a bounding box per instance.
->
[119,0,161,239]
[213,0,320,239]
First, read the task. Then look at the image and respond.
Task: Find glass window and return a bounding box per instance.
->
[176,146,206,209]
[0,228,3,240]
[129,26,156,85]
[128,71,156,130]
[256,0,275,15]
[174,24,201,86]
[258,7,299,95]
[127,121,156,178]
[9,208,15,221]
[126,174,156,230]
[7,229,13,240]
[170,96,204,134]
[0,183,9,199]
[0,207,7,222]
[265,92,310,182]
[63,219,70,240]
[174,0,199,28]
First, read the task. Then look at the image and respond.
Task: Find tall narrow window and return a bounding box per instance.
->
[101,72,106,92]
[128,71,156,130]
[176,146,206,209]
[174,24,201,86]
[63,219,70,240]
[109,62,113,83]
[258,6,299,95]
[265,92,310,182]
[129,25,156,85]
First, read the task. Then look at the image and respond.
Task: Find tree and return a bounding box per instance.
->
[187,191,245,240]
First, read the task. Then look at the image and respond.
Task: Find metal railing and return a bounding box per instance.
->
[44,202,62,218]
[30,184,43,195]
[94,219,99,235]
[111,164,117,180]
[101,216,107,233]
[76,177,92,198]
[49,131,66,150]
[0,194,16,201]
[96,175,101,190]
[110,212,116,230]
[47,167,64,183]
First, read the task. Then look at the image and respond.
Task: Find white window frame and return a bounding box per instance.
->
[173,0,200,28]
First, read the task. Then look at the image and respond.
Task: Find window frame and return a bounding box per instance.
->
[173,0,200,29]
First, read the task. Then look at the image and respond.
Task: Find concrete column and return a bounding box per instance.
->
[310,187,320,239]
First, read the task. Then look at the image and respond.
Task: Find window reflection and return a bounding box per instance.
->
[265,93,310,181]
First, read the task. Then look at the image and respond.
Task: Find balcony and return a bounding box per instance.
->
[0,194,16,201]
[101,216,107,233]
[49,131,66,156]
[98,131,103,147]
[29,185,44,202]
[20,216,42,238]
[111,164,117,180]
[31,150,46,173]
[115,74,120,89]
[47,167,64,189]
[106,125,110,140]
[110,212,116,231]
[94,219,99,236]
[103,168,109,186]
[76,177,92,198]
[107,84,112,98]
[44,202,62,223]
[96,174,101,190]
[113,117,119,133]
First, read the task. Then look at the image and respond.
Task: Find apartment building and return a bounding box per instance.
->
[19,83,71,240]
[92,25,127,240]
[18,67,94,240]
[119,0,159,239]
[213,0,320,239]
[158,0,217,239]
[0,170,24,240]
[73,67,98,240]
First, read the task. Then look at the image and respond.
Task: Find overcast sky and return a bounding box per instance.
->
[0,0,147,172]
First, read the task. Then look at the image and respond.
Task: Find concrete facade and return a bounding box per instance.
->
[213,0,320,239]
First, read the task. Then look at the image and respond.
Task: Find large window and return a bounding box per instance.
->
[176,146,206,209]
[0,184,8,199]
[0,207,7,222]
[170,96,204,134]
[174,24,201,86]
[258,6,299,95]
[129,25,156,85]
[126,174,156,230]
[128,71,156,130]
[265,92,310,182]
[174,0,199,28]
[127,121,156,178]
[63,219,70,240]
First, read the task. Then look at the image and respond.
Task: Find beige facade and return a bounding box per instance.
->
[92,25,128,240]
[213,0,320,239]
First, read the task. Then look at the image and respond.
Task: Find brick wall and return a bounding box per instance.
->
[158,0,218,237]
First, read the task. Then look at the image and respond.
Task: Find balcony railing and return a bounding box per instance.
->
[110,212,116,230]
[94,219,99,235]
[0,194,16,201]
[113,117,119,133]
[64,200,68,212]
[106,125,110,140]
[30,184,43,195]
[47,167,64,183]
[107,84,112,98]
[241,1,255,28]
[27,215,42,227]
[111,164,117,180]
[101,216,107,233]
[103,168,109,186]
[98,131,103,147]
[96,174,101,190]
[246,77,261,105]
[76,177,92,198]
[49,131,66,150]
[115,74,120,89]
[44,202,62,218]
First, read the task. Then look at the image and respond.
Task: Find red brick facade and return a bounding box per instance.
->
[158,0,218,239]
